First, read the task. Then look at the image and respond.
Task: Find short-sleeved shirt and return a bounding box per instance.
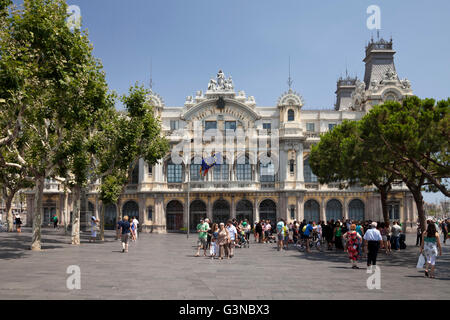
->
[226,225,237,241]
[391,225,402,237]
[276,221,284,234]
[304,224,313,237]
[364,228,382,241]
[118,221,131,234]
[197,223,209,240]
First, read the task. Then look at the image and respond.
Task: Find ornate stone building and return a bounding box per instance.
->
[26,38,418,232]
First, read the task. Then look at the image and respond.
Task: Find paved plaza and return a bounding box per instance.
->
[0,228,449,300]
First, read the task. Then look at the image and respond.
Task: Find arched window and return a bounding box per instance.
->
[147,206,153,221]
[348,199,365,221]
[213,199,230,224]
[259,199,277,223]
[123,201,139,219]
[304,200,320,223]
[236,200,253,224]
[236,157,252,181]
[260,162,275,182]
[190,157,203,181]
[166,200,184,231]
[167,160,183,183]
[326,199,342,221]
[288,109,295,121]
[304,159,317,182]
[190,200,207,231]
[214,159,229,181]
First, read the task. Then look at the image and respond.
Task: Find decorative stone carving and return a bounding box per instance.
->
[208,78,217,91]
[350,80,366,111]
[401,79,411,89]
[277,89,303,107]
[383,68,398,81]
[146,89,165,108]
[207,70,235,92]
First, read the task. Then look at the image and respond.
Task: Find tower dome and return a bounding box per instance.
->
[277,89,303,107]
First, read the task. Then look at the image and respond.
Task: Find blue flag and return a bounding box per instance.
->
[199,153,223,176]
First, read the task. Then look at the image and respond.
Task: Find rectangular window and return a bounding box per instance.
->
[167,164,182,183]
[213,164,229,181]
[204,121,217,131]
[170,120,179,131]
[225,121,236,131]
[260,163,275,182]
[289,160,295,175]
[290,206,296,220]
[190,164,203,181]
[306,123,315,132]
[147,207,153,221]
[328,123,336,131]
[148,165,152,176]
[263,123,272,131]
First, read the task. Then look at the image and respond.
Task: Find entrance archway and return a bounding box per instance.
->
[122,201,139,219]
[190,200,207,231]
[259,199,277,224]
[326,199,342,222]
[348,199,365,221]
[213,199,230,224]
[105,203,117,230]
[166,200,184,231]
[236,200,253,225]
[304,199,320,223]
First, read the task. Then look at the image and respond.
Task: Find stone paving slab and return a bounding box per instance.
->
[0,228,449,300]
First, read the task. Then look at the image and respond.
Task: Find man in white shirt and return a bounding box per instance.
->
[391,221,402,250]
[226,220,237,258]
[363,222,383,269]
[132,217,139,241]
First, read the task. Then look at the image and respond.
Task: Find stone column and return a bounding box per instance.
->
[279,147,287,189]
[156,196,165,233]
[343,196,348,220]
[138,158,145,184]
[254,198,259,222]
[95,195,100,220]
[231,195,236,219]
[296,194,304,221]
[138,194,146,226]
[207,195,212,220]
[320,197,326,222]
[296,144,304,183]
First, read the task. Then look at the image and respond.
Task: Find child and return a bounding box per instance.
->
[210,223,219,259]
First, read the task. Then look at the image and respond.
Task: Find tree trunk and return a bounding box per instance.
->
[63,190,69,235]
[71,185,81,245]
[379,188,390,225]
[31,176,44,251]
[99,201,105,241]
[6,193,14,232]
[410,187,426,233]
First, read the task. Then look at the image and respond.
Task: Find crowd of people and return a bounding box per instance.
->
[192,216,448,276]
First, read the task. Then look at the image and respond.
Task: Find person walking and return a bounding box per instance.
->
[205,218,212,250]
[416,222,422,246]
[118,215,131,253]
[116,217,123,241]
[132,216,139,241]
[276,219,285,251]
[364,222,383,270]
[255,221,263,243]
[52,215,59,229]
[217,223,230,260]
[344,224,362,269]
[14,214,22,233]
[210,223,219,259]
[440,220,448,245]
[89,216,99,243]
[195,218,208,257]
[303,221,314,253]
[333,221,344,251]
[391,221,402,250]
[264,220,271,243]
[283,223,290,250]
[226,220,237,258]
[420,222,443,278]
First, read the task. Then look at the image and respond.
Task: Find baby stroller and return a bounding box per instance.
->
[239,231,250,248]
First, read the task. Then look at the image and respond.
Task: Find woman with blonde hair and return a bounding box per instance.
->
[344,224,362,269]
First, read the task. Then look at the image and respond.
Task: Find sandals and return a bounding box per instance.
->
[424,270,429,277]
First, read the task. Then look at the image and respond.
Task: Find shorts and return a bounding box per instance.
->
[197,238,207,248]
[382,235,387,242]
[277,233,283,241]
[121,233,129,244]
[264,231,269,238]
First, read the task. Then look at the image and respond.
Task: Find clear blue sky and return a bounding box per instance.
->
[17,0,450,203]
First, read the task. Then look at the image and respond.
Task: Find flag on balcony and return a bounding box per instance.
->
[199,153,223,176]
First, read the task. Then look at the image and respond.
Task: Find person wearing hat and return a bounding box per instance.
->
[89,216,99,243]
[363,222,383,270]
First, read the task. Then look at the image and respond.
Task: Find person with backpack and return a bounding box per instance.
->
[276,219,285,251]
[52,215,58,229]
[333,221,344,251]
[118,215,131,253]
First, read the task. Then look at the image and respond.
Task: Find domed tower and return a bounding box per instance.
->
[146,89,165,118]
[277,88,305,190]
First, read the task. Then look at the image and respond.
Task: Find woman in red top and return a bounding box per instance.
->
[344,224,362,269]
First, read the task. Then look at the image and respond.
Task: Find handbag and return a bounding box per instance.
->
[416,254,425,269]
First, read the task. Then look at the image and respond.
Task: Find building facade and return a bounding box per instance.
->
[25,38,419,232]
